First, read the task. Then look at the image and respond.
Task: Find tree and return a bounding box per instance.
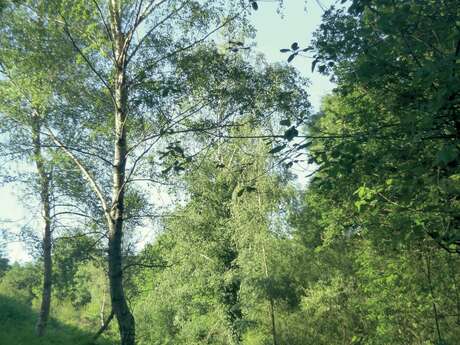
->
[268,2,460,342]
[0,1,308,344]
[306,0,460,253]
[131,124,297,344]
[0,2,76,335]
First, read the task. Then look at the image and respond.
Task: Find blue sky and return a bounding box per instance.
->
[1,0,335,263]
[251,0,335,109]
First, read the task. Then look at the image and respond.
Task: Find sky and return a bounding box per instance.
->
[0,0,335,263]
[251,0,335,110]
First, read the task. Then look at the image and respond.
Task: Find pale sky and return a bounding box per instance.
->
[0,0,335,263]
[252,0,335,110]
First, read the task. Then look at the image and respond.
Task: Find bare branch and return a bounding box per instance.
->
[135,0,169,29]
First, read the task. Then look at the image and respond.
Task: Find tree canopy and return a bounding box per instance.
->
[1,1,459,345]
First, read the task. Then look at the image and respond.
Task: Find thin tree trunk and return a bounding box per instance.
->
[258,190,278,345]
[447,254,460,325]
[93,309,115,342]
[108,2,135,344]
[32,115,52,337]
[262,245,277,345]
[425,250,443,343]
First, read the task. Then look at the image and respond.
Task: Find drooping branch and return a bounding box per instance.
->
[92,0,114,46]
[130,10,245,85]
[41,144,114,166]
[126,0,191,64]
[60,16,115,101]
[44,127,110,220]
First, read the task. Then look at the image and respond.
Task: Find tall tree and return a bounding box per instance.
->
[0,2,73,334]
[1,1,307,344]
[306,0,460,252]
[132,124,296,345]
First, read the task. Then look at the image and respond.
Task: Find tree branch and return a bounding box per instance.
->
[60,16,115,101]
[44,126,110,219]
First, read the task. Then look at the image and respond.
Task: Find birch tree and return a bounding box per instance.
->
[1,1,308,344]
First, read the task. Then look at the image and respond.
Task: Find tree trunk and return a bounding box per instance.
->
[32,115,52,337]
[108,2,135,343]
[107,75,135,345]
[262,245,277,345]
[93,309,115,342]
[108,216,135,345]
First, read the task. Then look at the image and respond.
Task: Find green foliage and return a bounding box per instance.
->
[0,263,41,304]
[129,129,297,344]
[1,1,460,345]
[0,257,118,344]
[305,0,460,253]
[0,254,9,277]
[283,1,460,343]
[0,294,114,345]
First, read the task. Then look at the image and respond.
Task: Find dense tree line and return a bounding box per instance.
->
[1,0,459,344]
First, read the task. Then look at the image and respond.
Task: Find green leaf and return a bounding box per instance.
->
[173,164,185,172]
[311,58,319,72]
[283,126,298,141]
[436,145,458,165]
[287,53,296,63]
[172,145,184,156]
[296,142,312,150]
[354,200,365,211]
[279,119,291,126]
[245,186,257,193]
[161,166,172,175]
[268,144,286,154]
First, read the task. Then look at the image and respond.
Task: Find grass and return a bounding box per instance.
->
[0,294,116,345]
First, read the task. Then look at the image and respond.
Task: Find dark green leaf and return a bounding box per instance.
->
[245,186,257,193]
[283,126,298,141]
[161,166,172,175]
[269,144,286,154]
[173,165,185,172]
[172,145,184,156]
[311,58,319,72]
[287,53,296,63]
[297,142,312,150]
[436,145,458,165]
